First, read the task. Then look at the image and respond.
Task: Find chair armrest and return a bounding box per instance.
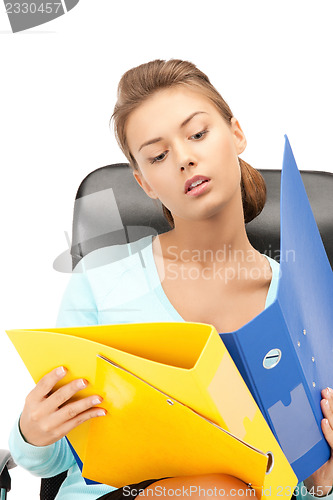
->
[0,449,16,494]
[0,450,15,476]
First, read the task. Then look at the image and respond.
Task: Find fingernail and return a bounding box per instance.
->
[97,409,106,416]
[325,399,330,406]
[327,387,332,394]
[92,397,102,405]
[324,419,329,425]
[56,366,66,377]
[77,379,87,389]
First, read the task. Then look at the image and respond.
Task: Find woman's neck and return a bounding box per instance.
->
[160,197,256,266]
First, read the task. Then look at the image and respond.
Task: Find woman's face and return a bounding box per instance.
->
[125,85,247,222]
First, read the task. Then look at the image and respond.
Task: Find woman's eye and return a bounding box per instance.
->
[190,129,208,140]
[148,131,208,164]
[150,151,168,164]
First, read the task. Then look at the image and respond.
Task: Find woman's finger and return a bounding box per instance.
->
[321,390,333,449]
[322,388,333,406]
[30,366,67,402]
[43,377,88,412]
[321,417,333,449]
[321,388,333,421]
[52,394,105,424]
[54,405,107,440]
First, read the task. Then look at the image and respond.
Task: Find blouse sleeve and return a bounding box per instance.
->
[8,417,76,478]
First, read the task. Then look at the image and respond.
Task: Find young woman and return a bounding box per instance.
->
[9,59,333,500]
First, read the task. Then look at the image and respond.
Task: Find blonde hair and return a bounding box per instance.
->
[111,59,266,227]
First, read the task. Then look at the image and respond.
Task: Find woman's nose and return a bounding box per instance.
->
[175,142,198,171]
[180,160,196,171]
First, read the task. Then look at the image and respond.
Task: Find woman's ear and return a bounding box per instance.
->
[132,169,159,200]
[230,117,247,155]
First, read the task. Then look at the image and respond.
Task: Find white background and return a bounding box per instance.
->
[0,1,332,497]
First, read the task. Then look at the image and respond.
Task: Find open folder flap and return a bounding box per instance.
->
[81,354,268,495]
[279,136,333,401]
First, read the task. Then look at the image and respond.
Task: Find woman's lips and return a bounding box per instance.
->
[185,179,210,196]
[184,175,211,193]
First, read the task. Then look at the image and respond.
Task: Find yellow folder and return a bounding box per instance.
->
[6,322,297,499]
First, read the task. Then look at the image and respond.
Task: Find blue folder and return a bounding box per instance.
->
[220,136,333,482]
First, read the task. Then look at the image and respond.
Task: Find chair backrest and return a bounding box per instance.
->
[40,471,68,500]
[71,163,333,270]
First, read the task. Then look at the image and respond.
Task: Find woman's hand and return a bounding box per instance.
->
[304,388,333,497]
[19,366,106,447]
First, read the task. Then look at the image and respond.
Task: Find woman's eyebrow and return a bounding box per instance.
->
[138,111,208,152]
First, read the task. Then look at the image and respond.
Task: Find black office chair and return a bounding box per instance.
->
[2,163,332,499]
